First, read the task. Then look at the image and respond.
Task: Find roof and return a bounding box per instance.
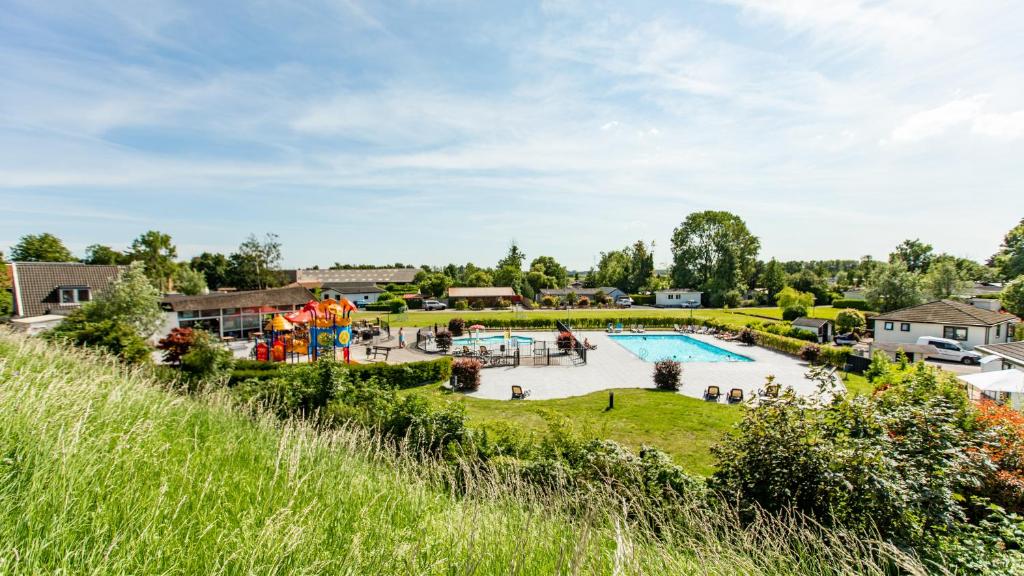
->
[161,286,315,312]
[960,370,1024,394]
[295,268,418,284]
[539,287,624,297]
[874,299,1018,327]
[321,282,384,294]
[976,342,1024,365]
[448,286,516,298]
[10,262,125,318]
[792,317,832,328]
[656,289,702,294]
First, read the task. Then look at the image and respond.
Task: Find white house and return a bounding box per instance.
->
[321,282,384,307]
[872,299,1018,350]
[655,289,702,308]
[975,342,1024,372]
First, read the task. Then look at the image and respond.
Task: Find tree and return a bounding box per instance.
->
[670,211,760,306]
[889,238,933,273]
[923,259,968,300]
[464,270,493,287]
[991,218,1024,280]
[173,265,208,295]
[129,231,178,292]
[495,243,527,295]
[788,269,831,304]
[497,241,526,272]
[10,233,74,262]
[835,309,867,333]
[227,233,283,290]
[83,244,129,265]
[865,261,923,313]
[591,250,630,291]
[760,259,786,302]
[45,313,150,364]
[624,240,656,293]
[1002,276,1024,318]
[0,250,11,316]
[89,261,165,337]
[190,252,231,290]
[529,256,568,288]
[775,286,814,310]
[526,269,558,293]
[419,272,452,298]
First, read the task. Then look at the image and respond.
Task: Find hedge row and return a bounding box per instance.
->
[830,299,877,312]
[752,331,851,367]
[228,356,452,388]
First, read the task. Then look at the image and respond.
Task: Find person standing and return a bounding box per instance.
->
[398,327,405,348]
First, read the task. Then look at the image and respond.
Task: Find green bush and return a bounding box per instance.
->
[180,331,234,386]
[835,309,866,333]
[541,295,556,307]
[229,357,451,389]
[496,298,511,309]
[45,310,151,364]
[830,298,876,312]
[455,299,469,311]
[471,299,486,310]
[799,344,821,363]
[365,298,408,313]
[450,357,482,391]
[782,305,807,321]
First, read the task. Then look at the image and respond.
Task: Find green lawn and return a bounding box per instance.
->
[355,307,784,329]
[404,385,743,476]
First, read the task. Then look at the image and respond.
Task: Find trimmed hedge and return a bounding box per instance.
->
[830,299,876,312]
[229,356,452,388]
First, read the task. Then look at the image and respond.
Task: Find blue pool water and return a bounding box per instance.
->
[610,334,752,363]
[453,334,534,346]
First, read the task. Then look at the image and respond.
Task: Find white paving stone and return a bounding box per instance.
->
[465,330,835,402]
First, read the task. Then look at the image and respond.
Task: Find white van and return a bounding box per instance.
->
[916,336,982,365]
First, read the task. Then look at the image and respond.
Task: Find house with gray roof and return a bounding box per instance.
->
[975,341,1024,372]
[158,286,314,340]
[289,267,419,287]
[8,261,124,317]
[873,299,1018,350]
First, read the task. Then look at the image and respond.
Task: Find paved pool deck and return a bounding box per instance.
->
[461,330,836,402]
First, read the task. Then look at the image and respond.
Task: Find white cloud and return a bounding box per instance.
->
[888,95,987,143]
[973,110,1024,140]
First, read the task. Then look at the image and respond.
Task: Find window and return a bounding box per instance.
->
[996,324,1001,337]
[900,323,910,332]
[884,322,894,331]
[59,287,90,305]
[943,326,968,341]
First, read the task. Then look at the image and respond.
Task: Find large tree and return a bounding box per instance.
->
[190,252,231,290]
[759,258,786,301]
[88,261,164,337]
[129,231,178,292]
[865,261,924,312]
[529,256,568,288]
[624,240,655,293]
[10,233,74,262]
[83,244,130,265]
[1002,276,1024,318]
[227,233,283,290]
[494,242,527,295]
[990,218,1024,280]
[923,259,968,300]
[889,238,933,273]
[670,211,760,306]
[591,250,630,291]
[173,265,208,296]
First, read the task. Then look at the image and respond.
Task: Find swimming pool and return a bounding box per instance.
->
[452,334,534,346]
[610,334,752,363]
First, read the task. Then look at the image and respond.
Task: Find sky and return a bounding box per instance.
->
[1,0,1023,270]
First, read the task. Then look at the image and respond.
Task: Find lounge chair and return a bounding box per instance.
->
[637,325,645,333]
[704,386,722,401]
[511,385,531,400]
[673,324,681,332]
[761,384,780,398]
[614,323,624,333]
[606,323,614,333]
[479,345,490,356]
[727,388,744,404]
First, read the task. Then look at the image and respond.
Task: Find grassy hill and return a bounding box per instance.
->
[0,332,915,574]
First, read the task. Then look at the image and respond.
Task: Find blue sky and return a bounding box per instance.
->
[1,0,1022,269]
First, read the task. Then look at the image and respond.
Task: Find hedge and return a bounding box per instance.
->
[630,294,655,306]
[229,356,452,388]
[830,299,877,312]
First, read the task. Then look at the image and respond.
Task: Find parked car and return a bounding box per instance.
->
[616,296,633,308]
[916,336,982,365]
[834,333,859,346]
[423,299,447,311]
[683,299,701,309]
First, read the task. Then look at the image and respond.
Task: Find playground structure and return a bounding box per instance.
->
[254,298,358,363]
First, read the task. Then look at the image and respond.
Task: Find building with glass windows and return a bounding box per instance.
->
[158,286,315,340]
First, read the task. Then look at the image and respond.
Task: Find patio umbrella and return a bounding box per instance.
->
[469,324,486,331]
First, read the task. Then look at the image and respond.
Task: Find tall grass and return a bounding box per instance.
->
[0,331,928,575]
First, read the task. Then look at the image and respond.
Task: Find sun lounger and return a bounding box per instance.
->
[615,323,623,333]
[606,323,614,333]
[673,324,681,332]
[704,386,722,401]
[637,325,645,333]
[727,388,744,403]
[511,385,531,400]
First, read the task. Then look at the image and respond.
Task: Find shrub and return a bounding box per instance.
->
[830,298,876,312]
[835,309,866,334]
[45,310,151,364]
[739,328,756,345]
[653,360,682,390]
[471,299,486,310]
[180,330,234,386]
[577,296,590,308]
[496,298,511,309]
[519,297,535,310]
[723,290,742,308]
[157,327,196,365]
[541,295,556,307]
[448,318,466,336]
[366,298,408,313]
[1003,276,1024,318]
[450,358,482,391]
[782,305,807,321]
[376,290,395,301]
[800,343,821,363]
[593,290,609,305]
[455,299,468,310]
[435,330,452,352]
